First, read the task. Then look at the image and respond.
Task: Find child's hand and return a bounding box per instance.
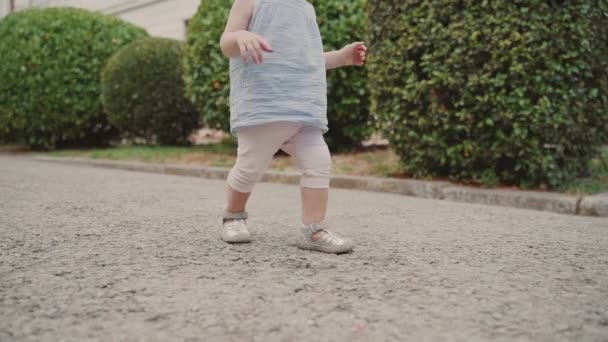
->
[236,30,273,64]
[341,42,367,66]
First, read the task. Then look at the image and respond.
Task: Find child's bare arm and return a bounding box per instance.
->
[325,42,367,70]
[220,0,273,64]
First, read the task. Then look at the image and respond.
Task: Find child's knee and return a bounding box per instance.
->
[227,165,266,193]
[300,148,331,189]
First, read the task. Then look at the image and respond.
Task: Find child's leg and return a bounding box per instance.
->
[301,188,328,226]
[225,122,303,214]
[282,126,353,253]
[280,126,331,226]
[225,187,250,213]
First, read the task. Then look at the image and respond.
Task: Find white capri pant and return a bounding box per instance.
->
[227,122,331,193]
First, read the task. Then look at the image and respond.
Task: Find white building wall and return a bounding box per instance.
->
[117,0,200,40]
[0,0,202,40]
[0,0,9,17]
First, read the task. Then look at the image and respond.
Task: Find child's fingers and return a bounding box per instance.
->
[352,42,366,51]
[246,42,259,64]
[245,43,257,63]
[349,42,367,65]
[252,41,264,63]
[356,50,366,66]
[259,38,274,52]
[239,43,248,62]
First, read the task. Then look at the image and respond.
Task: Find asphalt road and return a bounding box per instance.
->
[1,155,607,341]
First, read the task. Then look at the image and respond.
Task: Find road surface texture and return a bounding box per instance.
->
[1,155,607,341]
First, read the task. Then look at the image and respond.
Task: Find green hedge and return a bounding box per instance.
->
[101,38,199,145]
[184,0,370,151]
[367,1,608,188]
[0,8,147,148]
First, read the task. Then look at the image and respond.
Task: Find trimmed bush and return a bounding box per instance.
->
[101,37,199,145]
[184,0,370,151]
[367,1,608,188]
[0,8,147,148]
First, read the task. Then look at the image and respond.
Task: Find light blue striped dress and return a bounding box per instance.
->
[229,0,328,134]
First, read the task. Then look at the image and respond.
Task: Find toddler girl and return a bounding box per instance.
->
[219,0,366,254]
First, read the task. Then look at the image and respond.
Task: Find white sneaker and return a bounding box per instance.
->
[295,222,354,254]
[221,211,252,244]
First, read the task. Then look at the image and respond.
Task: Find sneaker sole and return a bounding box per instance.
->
[222,236,252,244]
[295,241,353,254]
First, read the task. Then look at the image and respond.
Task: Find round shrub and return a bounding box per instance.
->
[0,8,147,148]
[367,1,608,188]
[184,0,370,151]
[101,37,199,145]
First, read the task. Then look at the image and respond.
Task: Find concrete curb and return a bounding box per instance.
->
[442,186,581,216]
[579,193,608,217]
[32,155,607,218]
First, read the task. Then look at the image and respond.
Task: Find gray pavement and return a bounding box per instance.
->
[1,155,607,342]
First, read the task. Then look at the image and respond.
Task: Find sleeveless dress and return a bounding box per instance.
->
[229,0,328,134]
